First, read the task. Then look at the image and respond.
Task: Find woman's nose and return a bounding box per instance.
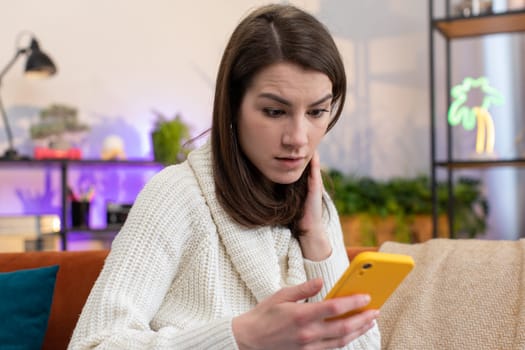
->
[282,116,308,147]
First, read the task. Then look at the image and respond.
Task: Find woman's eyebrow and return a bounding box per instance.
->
[308,94,333,107]
[258,93,291,106]
[257,93,333,107]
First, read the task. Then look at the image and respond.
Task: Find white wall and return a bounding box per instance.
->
[0,0,432,223]
[317,0,429,178]
[0,0,430,176]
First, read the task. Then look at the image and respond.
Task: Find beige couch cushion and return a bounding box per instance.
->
[378,238,525,350]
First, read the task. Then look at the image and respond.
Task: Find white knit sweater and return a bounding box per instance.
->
[68,141,380,349]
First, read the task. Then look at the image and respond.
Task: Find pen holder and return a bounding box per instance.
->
[71,201,90,228]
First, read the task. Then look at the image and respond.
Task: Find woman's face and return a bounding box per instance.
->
[237,62,333,184]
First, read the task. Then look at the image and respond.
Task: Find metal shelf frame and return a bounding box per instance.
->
[429,0,525,238]
[0,158,161,250]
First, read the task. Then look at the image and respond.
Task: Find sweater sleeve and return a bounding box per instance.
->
[68,165,239,350]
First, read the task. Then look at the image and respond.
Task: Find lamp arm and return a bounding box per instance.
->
[0,49,25,153]
[0,93,14,151]
[0,49,25,83]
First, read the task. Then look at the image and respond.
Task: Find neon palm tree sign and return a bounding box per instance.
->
[448,77,504,155]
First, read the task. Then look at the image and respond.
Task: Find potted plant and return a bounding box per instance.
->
[151,110,192,166]
[325,170,488,246]
[30,103,90,159]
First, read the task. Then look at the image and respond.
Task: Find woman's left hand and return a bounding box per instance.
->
[298,151,332,261]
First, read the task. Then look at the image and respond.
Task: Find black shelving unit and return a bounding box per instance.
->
[429,0,525,238]
[0,158,161,250]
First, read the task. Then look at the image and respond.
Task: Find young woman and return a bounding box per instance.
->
[69,4,380,349]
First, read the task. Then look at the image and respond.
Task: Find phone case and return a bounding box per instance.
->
[324,251,415,319]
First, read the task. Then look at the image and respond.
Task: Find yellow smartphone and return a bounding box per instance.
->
[324,251,415,319]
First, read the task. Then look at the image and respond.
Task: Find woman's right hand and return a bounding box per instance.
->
[232,278,379,350]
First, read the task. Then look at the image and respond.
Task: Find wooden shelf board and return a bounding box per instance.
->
[435,158,525,169]
[67,227,121,234]
[0,159,162,167]
[434,11,525,39]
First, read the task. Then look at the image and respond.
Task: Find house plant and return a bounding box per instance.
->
[151,110,192,166]
[30,103,90,159]
[325,170,489,246]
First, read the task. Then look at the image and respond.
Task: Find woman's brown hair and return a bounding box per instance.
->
[211,4,346,238]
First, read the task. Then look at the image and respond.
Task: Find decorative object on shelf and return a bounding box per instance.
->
[106,202,132,227]
[33,147,82,160]
[0,31,57,160]
[453,0,493,17]
[30,104,89,159]
[151,109,192,165]
[326,170,489,246]
[448,76,504,156]
[71,201,90,228]
[69,186,95,229]
[100,134,126,160]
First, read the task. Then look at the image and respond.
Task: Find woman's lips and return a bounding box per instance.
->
[275,156,305,169]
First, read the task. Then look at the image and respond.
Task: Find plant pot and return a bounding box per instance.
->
[340,214,450,247]
[410,215,449,242]
[339,215,395,247]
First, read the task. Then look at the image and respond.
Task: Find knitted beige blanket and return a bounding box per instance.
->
[378,238,525,350]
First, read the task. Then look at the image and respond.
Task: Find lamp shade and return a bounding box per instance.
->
[24,38,57,79]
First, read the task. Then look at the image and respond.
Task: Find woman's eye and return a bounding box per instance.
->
[262,108,285,117]
[308,109,330,118]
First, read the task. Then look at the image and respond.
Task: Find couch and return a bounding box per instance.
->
[0,250,109,350]
[2,239,524,349]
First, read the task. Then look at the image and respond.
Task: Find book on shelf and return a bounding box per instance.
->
[0,214,61,236]
[0,235,60,252]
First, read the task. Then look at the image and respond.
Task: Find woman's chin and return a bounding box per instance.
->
[266,171,303,185]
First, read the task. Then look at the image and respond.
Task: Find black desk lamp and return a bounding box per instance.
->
[0,33,57,160]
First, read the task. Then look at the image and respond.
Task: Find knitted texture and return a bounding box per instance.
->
[379,238,525,350]
[68,140,380,349]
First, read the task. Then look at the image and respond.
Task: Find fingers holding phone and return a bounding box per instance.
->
[232,278,379,350]
[316,307,378,349]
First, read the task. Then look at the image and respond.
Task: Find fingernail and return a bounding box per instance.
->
[362,295,371,304]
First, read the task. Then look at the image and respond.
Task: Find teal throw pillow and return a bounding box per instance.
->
[0,265,59,350]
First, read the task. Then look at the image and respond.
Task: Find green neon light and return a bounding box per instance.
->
[448,77,504,155]
[448,76,504,130]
